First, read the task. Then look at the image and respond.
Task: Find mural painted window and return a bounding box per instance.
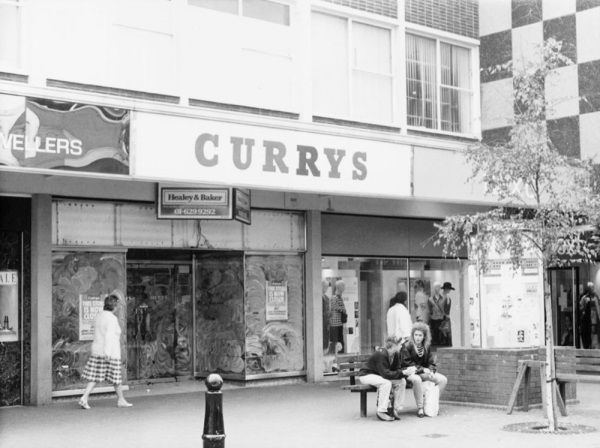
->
[194,252,304,379]
[406,33,474,135]
[51,252,127,392]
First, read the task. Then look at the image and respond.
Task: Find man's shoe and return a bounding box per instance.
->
[393,410,402,420]
[377,411,394,422]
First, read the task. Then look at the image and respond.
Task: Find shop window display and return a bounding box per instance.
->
[322,257,466,374]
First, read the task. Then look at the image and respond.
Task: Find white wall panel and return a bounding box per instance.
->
[55,201,115,246]
[244,210,305,251]
[117,203,171,247]
[54,200,305,252]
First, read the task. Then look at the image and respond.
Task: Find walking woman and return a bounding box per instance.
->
[400,322,447,417]
[79,293,132,409]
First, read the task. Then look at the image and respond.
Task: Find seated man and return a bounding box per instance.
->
[358,336,416,422]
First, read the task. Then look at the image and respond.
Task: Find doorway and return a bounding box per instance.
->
[126,262,193,381]
[549,267,579,348]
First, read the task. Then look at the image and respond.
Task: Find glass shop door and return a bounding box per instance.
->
[126,263,193,381]
[549,267,579,348]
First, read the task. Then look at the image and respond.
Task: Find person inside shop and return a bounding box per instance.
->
[429,282,453,346]
[322,280,330,352]
[358,335,416,422]
[387,291,412,343]
[78,293,133,410]
[579,282,598,349]
[328,280,347,355]
[400,322,448,418]
[560,314,574,346]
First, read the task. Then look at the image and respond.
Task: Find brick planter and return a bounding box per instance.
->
[435,348,576,409]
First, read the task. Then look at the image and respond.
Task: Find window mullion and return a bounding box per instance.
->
[348,19,353,119]
[436,39,442,131]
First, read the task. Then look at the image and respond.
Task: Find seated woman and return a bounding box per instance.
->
[400,322,448,417]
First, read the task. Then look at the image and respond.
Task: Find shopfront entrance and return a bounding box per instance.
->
[126,261,193,382]
[549,267,580,347]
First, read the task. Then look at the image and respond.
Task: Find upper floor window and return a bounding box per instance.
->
[0,0,21,71]
[406,33,473,135]
[189,0,290,26]
[312,12,394,125]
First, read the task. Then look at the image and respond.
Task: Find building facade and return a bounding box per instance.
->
[2,0,555,408]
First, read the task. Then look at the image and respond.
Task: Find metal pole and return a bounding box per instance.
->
[203,374,225,448]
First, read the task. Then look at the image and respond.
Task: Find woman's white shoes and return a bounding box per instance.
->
[78,399,90,410]
[117,400,133,408]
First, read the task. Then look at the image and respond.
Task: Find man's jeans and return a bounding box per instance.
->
[358,375,406,413]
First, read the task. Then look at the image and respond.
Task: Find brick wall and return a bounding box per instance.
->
[436,348,575,409]
[405,0,478,39]
[319,0,398,18]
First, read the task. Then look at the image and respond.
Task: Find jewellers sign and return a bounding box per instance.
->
[0,93,129,174]
[133,112,411,198]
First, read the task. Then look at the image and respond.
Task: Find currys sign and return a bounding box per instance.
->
[133,112,412,198]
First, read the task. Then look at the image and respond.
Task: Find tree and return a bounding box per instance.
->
[434,38,600,431]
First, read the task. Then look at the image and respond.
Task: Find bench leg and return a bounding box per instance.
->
[556,382,568,417]
[360,391,367,418]
[523,365,531,412]
[507,362,528,414]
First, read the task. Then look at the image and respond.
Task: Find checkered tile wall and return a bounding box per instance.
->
[480,0,600,160]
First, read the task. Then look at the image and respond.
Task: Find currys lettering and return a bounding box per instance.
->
[195,133,367,180]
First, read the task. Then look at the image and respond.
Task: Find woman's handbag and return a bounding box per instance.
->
[341,311,348,324]
[423,382,439,417]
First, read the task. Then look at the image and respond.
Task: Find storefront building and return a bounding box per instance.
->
[3,0,559,408]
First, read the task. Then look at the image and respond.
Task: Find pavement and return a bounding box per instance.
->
[1,378,600,448]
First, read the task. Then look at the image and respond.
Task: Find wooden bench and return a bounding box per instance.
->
[336,353,377,418]
[507,347,600,415]
[555,347,600,415]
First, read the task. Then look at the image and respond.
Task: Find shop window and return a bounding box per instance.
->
[311,12,394,124]
[51,252,127,393]
[322,257,466,374]
[189,0,290,26]
[406,33,474,135]
[0,0,21,71]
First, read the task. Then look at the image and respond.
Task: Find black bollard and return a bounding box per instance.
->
[203,373,225,448]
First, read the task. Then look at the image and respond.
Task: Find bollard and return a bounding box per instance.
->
[203,373,225,448]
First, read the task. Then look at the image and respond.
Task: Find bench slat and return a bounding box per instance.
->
[336,354,371,363]
[340,384,376,392]
[338,362,366,370]
[338,370,362,378]
[556,373,600,383]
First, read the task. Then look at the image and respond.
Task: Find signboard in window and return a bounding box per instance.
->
[0,270,18,342]
[79,295,104,341]
[266,281,288,321]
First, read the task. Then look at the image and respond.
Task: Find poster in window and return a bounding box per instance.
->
[79,294,104,341]
[0,271,18,342]
[266,281,288,321]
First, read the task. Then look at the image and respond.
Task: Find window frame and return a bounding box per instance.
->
[310,9,398,126]
[188,0,291,26]
[0,0,25,74]
[405,25,479,138]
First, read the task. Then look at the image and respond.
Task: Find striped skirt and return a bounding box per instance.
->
[82,355,122,385]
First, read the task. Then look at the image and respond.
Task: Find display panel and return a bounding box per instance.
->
[51,252,127,392]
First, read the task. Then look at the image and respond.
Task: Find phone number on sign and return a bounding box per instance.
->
[173,208,217,215]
